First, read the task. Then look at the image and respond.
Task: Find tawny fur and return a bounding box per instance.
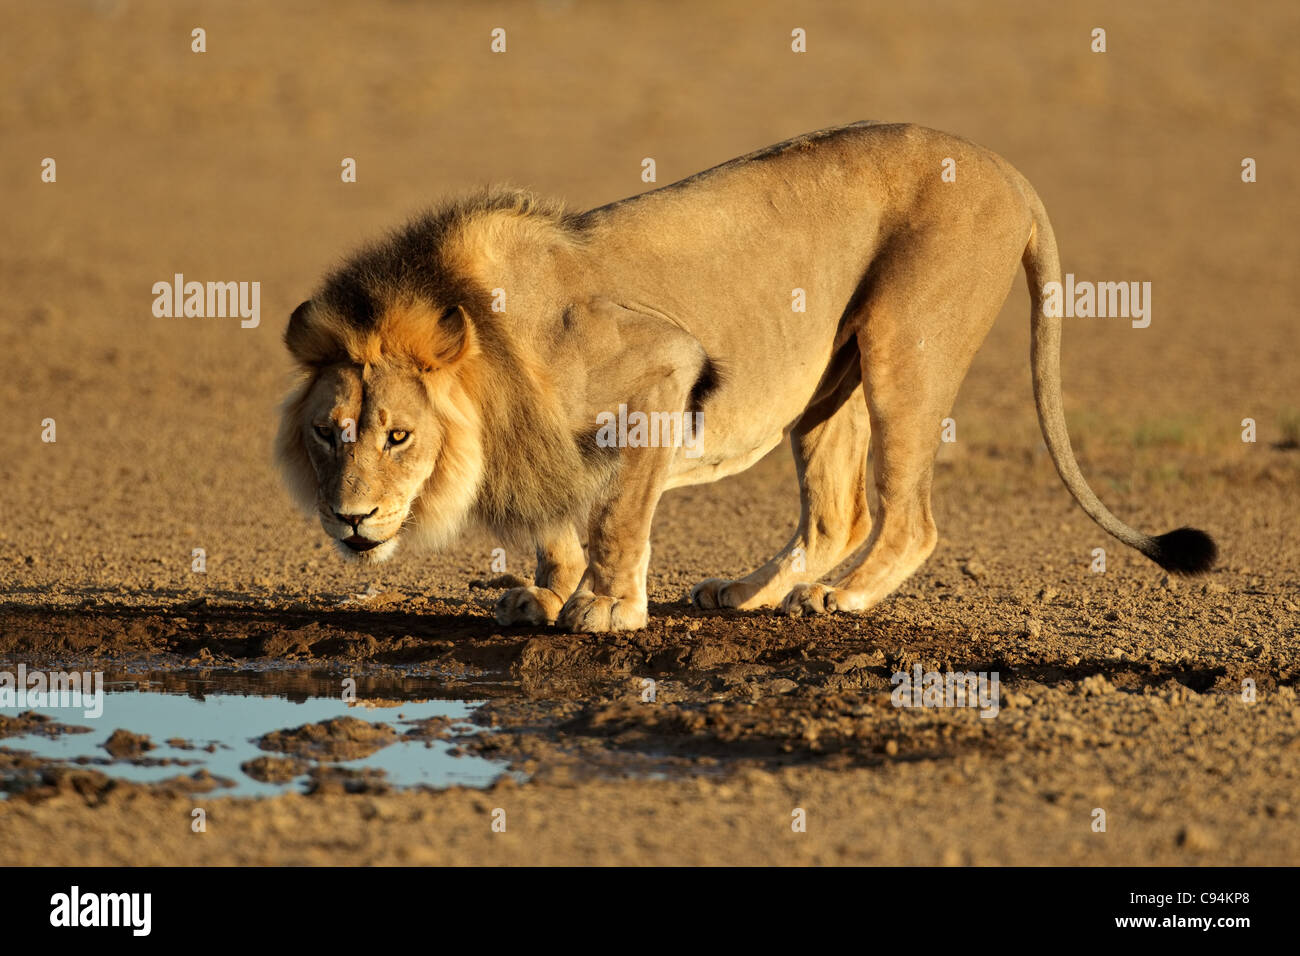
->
[276,122,1215,633]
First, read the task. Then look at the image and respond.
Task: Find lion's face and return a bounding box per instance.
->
[297,362,444,563]
[276,298,488,567]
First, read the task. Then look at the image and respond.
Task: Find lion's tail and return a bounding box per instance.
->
[1020,186,1216,574]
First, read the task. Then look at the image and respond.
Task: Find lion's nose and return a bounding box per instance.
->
[335,508,378,530]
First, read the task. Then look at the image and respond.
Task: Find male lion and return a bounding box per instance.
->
[276,122,1215,633]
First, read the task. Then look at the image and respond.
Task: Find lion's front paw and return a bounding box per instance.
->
[780,583,839,617]
[494,586,564,626]
[556,590,648,633]
[690,578,740,610]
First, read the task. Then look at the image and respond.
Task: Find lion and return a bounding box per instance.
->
[275,121,1216,633]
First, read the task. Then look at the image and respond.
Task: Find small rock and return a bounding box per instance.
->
[467,574,529,591]
[103,729,154,758]
[1079,674,1114,696]
[1176,825,1218,852]
[338,582,384,606]
[1004,690,1032,708]
[241,755,310,783]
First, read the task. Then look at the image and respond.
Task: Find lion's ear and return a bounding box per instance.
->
[424,305,475,372]
[285,300,320,365]
[285,300,343,367]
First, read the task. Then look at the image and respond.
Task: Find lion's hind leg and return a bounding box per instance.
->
[782,226,1020,617]
[780,360,946,618]
[692,383,872,611]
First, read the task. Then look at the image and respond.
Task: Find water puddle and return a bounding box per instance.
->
[0,669,513,797]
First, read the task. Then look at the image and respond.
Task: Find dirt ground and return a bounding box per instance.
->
[1,0,1297,865]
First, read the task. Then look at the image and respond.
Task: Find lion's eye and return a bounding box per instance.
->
[388,429,409,445]
[313,424,333,443]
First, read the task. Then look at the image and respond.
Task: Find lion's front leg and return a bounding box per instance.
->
[495,524,586,626]
[550,298,707,634]
[556,443,674,635]
[556,521,654,633]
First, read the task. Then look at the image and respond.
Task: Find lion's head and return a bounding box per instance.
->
[276,191,619,568]
[275,297,486,565]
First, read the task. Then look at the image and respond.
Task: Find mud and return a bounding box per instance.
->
[240,755,310,784]
[103,729,154,758]
[0,712,91,741]
[257,718,398,762]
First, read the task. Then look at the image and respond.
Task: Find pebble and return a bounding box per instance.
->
[1079,674,1114,696]
[1176,825,1218,852]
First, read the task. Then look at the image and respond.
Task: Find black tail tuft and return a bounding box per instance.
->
[1144,527,1218,575]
